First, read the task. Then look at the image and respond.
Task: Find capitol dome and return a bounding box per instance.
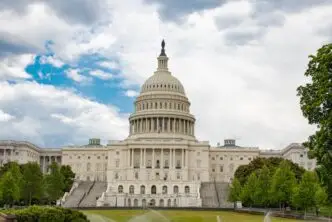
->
[140,40,185,95]
[128,40,196,140]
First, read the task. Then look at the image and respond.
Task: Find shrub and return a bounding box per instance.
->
[1,206,88,222]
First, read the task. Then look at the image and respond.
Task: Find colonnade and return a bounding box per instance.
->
[130,117,194,135]
[127,148,189,169]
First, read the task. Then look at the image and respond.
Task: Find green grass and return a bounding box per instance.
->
[82,209,302,222]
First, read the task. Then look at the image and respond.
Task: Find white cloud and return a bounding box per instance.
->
[0,54,34,80]
[40,55,65,68]
[0,109,15,122]
[89,70,113,80]
[0,0,331,149]
[124,90,139,97]
[97,61,119,70]
[65,68,90,83]
[0,81,128,146]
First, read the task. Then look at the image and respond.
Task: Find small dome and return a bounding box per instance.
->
[141,71,185,95]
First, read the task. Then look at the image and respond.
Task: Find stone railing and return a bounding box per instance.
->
[60,181,80,204]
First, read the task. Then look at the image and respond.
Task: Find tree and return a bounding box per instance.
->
[270,161,297,210]
[292,171,320,215]
[297,43,332,200]
[44,162,65,203]
[255,165,271,207]
[0,171,20,206]
[21,162,44,205]
[228,178,242,208]
[234,157,304,186]
[314,186,328,216]
[240,172,259,207]
[60,165,75,192]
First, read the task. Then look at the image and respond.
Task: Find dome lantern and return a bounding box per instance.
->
[157,39,169,71]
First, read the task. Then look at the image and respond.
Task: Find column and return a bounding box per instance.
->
[131,149,134,168]
[185,149,189,168]
[3,149,6,163]
[162,118,165,132]
[127,149,130,167]
[173,149,176,168]
[144,148,146,167]
[145,118,148,132]
[168,118,170,132]
[43,156,46,174]
[169,149,172,169]
[161,148,164,168]
[140,149,143,167]
[182,149,184,168]
[152,149,155,168]
[157,118,159,132]
[152,118,155,132]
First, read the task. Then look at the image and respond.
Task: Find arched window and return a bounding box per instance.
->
[167,199,171,207]
[151,185,157,194]
[162,185,168,194]
[140,185,145,194]
[150,199,156,206]
[173,185,179,194]
[173,199,177,206]
[185,186,190,194]
[118,185,123,193]
[128,199,131,206]
[129,185,134,194]
[159,199,164,207]
[134,199,138,207]
[142,199,147,207]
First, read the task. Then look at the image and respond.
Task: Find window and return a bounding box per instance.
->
[197,152,200,156]
[185,186,190,194]
[88,156,90,159]
[118,185,123,193]
[173,186,179,194]
[151,185,157,194]
[197,173,200,180]
[212,157,215,160]
[300,154,304,158]
[164,160,169,168]
[220,165,224,172]
[220,157,223,160]
[140,185,145,194]
[135,172,139,179]
[212,169,215,172]
[197,160,201,168]
[115,172,118,179]
[129,185,134,194]
[87,163,91,171]
[162,185,168,194]
[240,157,243,160]
[177,172,181,179]
[116,159,119,168]
[116,151,119,155]
[248,157,252,161]
[97,156,100,159]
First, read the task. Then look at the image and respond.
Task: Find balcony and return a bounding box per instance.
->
[175,165,182,169]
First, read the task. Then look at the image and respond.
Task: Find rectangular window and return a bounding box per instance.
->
[220,165,224,172]
[115,159,119,168]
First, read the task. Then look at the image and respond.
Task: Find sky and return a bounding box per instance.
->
[0,0,331,149]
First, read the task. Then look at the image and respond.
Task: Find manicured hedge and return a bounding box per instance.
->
[2,206,89,222]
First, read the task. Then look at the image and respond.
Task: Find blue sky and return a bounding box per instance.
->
[0,0,331,148]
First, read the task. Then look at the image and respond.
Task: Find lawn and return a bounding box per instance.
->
[82,209,302,222]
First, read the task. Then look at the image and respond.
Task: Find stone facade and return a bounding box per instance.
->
[0,41,316,207]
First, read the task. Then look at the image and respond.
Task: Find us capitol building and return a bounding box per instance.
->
[0,41,316,208]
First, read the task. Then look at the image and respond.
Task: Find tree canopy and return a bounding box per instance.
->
[297,43,332,200]
[234,157,305,185]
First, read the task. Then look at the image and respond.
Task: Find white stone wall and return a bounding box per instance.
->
[61,146,108,181]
